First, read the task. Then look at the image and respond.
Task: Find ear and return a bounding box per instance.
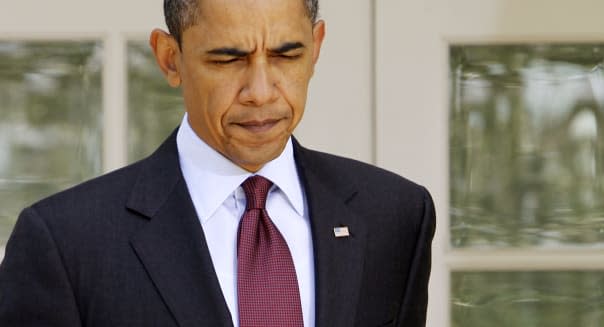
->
[311,20,326,65]
[149,29,182,88]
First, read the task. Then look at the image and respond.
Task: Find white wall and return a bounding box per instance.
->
[297,0,374,164]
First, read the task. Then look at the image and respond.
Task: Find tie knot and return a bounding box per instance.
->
[242,175,273,210]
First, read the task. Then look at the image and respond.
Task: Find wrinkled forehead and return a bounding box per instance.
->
[184,0,313,50]
[196,0,309,26]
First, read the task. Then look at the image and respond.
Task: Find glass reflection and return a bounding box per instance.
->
[452,271,604,326]
[127,41,183,162]
[450,45,604,247]
[0,41,103,245]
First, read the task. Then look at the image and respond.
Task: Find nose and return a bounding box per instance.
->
[239,61,279,106]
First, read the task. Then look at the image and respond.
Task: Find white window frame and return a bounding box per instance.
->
[376,0,604,326]
[1,1,166,172]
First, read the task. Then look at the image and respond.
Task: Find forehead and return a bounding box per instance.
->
[185,0,311,48]
[197,0,308,21]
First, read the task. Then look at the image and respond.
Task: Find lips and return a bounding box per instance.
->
[235,118,281,133]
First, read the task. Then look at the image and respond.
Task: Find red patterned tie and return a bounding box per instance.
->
[237,175,304,327]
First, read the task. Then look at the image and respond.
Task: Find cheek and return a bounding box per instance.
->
[278,64,312,110]
[203,80,242,130]
[182,68,242,134]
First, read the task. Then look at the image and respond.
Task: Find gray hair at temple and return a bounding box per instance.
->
[164,0,320,45]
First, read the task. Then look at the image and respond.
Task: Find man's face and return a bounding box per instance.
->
[159,0,325,172]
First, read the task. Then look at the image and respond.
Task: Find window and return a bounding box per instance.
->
[376,1,604,326]
[449,44,604,326]
[127,40,183,162]
[0,41,102,244]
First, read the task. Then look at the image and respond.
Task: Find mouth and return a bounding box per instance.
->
[234,118,282,134]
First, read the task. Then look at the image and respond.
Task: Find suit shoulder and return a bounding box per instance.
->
[30,159,146,215]
[298,147,428,197]
[298,147,434,235]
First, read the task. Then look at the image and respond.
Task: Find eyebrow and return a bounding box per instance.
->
[270,42,305,54]
[206,42,305,57]
[206,47,250,57]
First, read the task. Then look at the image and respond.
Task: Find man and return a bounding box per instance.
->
[0,0,435,326]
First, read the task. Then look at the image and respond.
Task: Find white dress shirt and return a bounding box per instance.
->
[176,114,315,327]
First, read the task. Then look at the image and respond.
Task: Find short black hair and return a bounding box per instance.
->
[164,0,319,45]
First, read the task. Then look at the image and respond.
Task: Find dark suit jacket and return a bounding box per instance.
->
[0,131,435,327]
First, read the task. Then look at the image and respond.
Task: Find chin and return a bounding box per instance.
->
[236,148,281,170]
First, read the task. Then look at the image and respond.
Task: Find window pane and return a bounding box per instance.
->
[450,44,604,248]
[127,41,183,162]
[0,41,103,245]
[452,271,604,326]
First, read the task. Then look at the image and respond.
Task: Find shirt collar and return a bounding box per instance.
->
[176,114,305,223]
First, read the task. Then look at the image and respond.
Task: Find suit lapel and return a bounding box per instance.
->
[294,142,367,327]
[127,131,233,327]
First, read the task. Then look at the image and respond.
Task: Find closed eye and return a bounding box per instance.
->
[275,53,302,60]
[212,57,242,65]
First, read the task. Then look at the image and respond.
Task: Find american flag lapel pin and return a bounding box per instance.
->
[333,226,350,238]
